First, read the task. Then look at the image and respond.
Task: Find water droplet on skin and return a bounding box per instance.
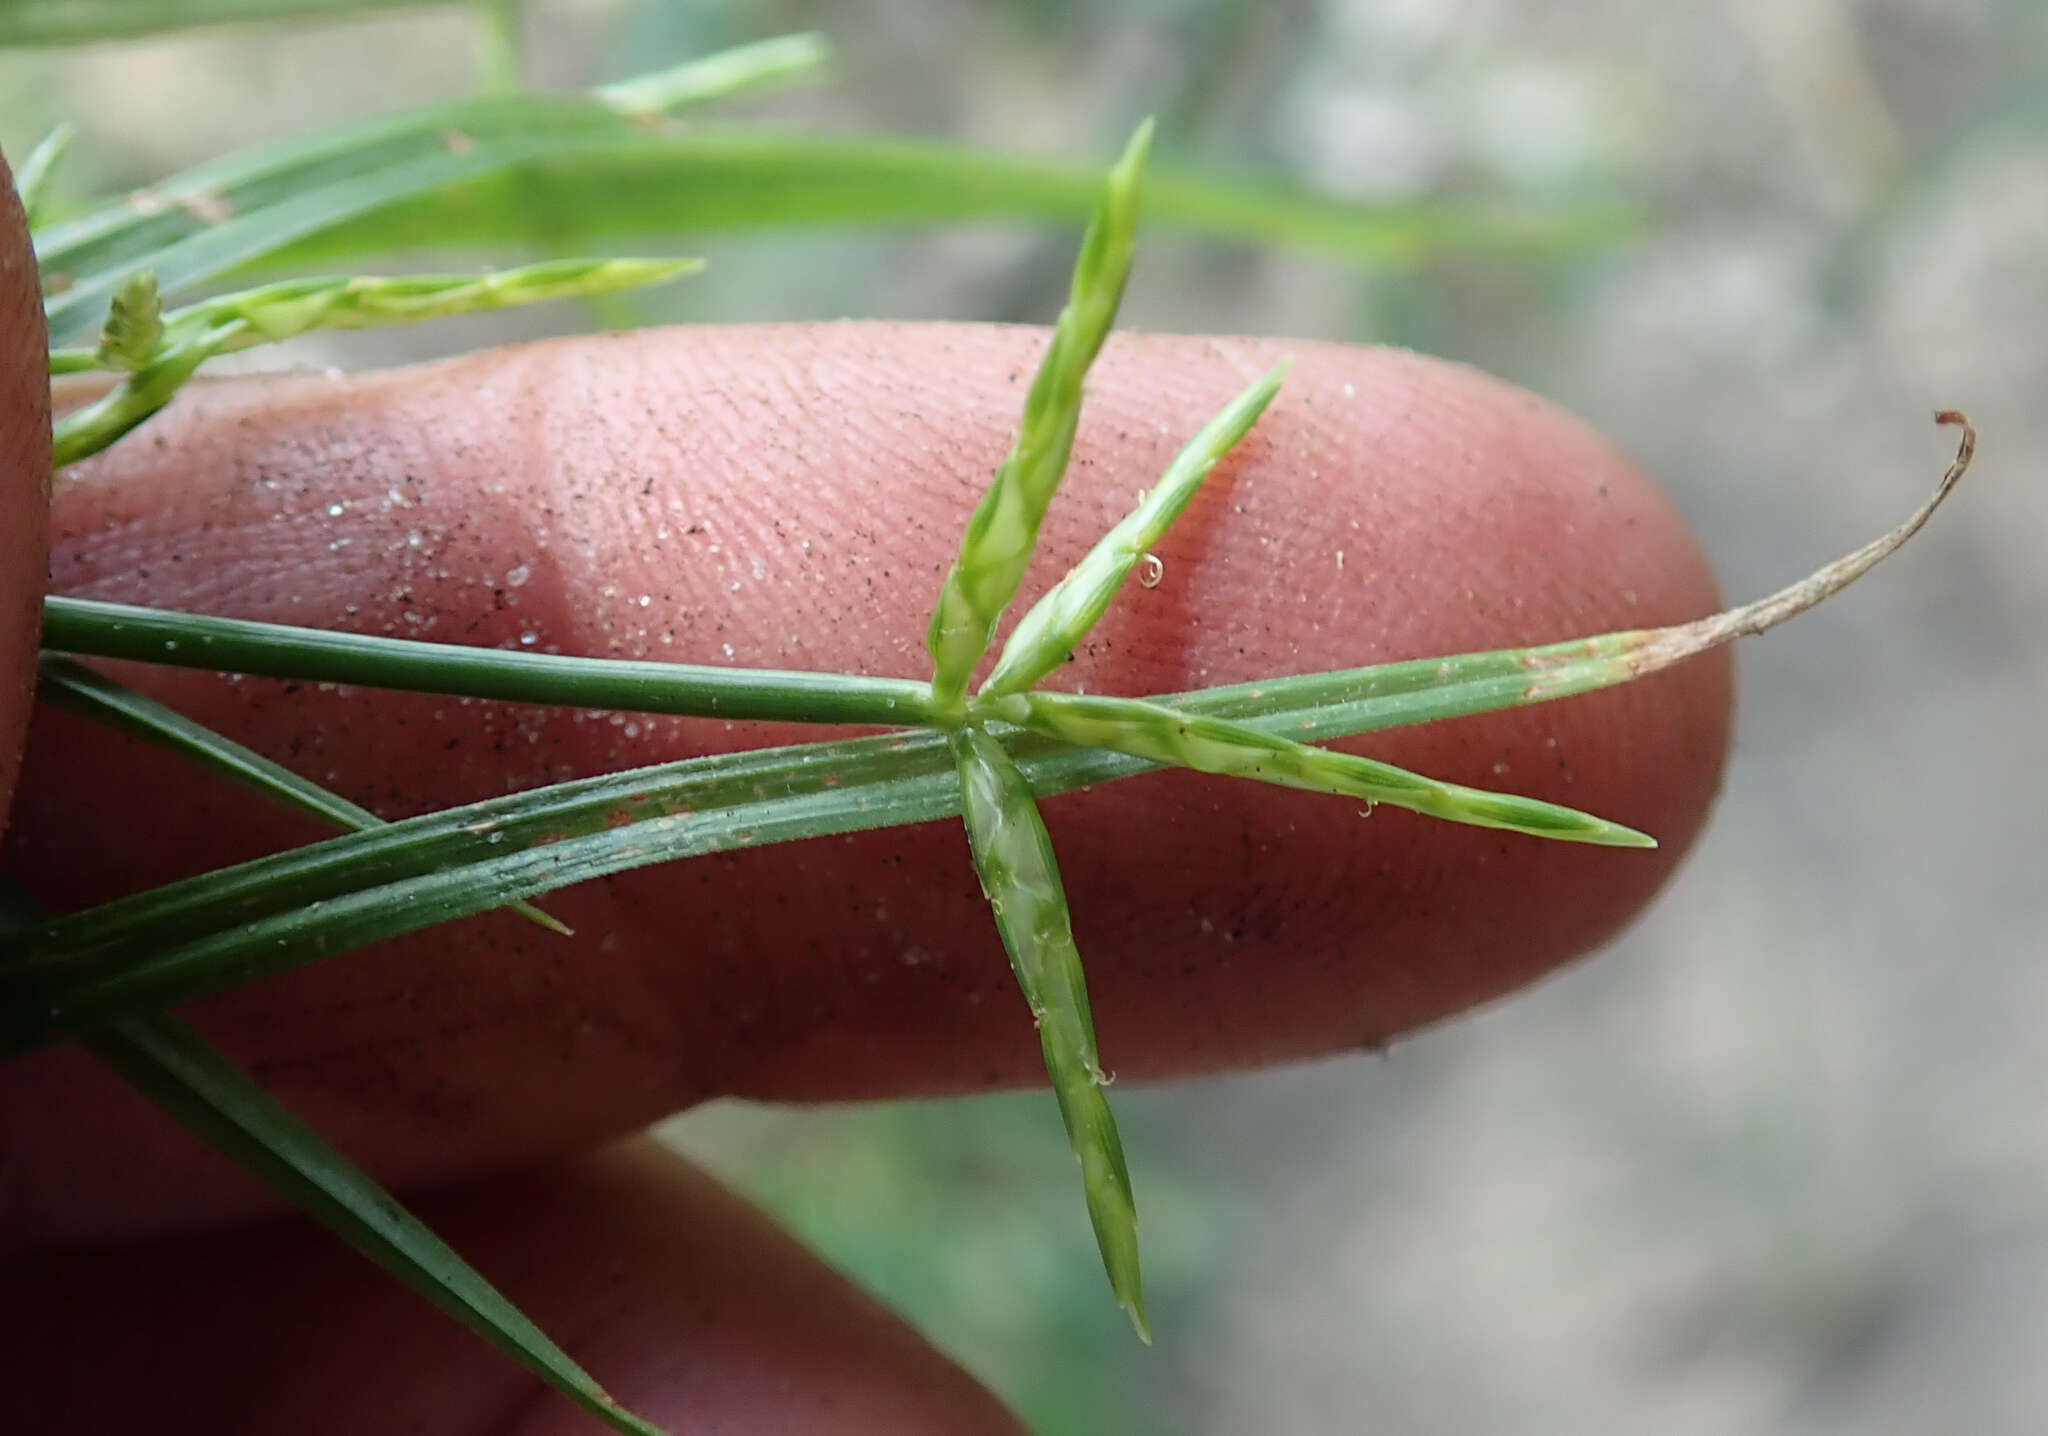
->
[1137,553,1165,588]
[504,563,532,588]
[519,632,538,646]
[326,502,346,517]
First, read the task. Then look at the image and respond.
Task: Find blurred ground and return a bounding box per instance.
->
[6,2,2045,1432]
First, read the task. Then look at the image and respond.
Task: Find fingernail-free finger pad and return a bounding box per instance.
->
[5,324,1730,1241]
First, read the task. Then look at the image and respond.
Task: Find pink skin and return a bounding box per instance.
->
[0,151,1729,1431]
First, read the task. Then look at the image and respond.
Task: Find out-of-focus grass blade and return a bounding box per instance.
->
[982,362,1288,698]
[593,31,828,116]
[992,689,1653,847]
[8,414,1972,1048]
[926,120,1151,710]
[36,655,569,935]
[33,42,822,346]
[264,128,1633,271]
[13,121,74,226]
[950,723,1147,1340]
[84,1013,669,1436]
[42,595,937,726]
[0,0,434,46]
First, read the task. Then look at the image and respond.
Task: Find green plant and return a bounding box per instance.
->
[2,11,1974,1433]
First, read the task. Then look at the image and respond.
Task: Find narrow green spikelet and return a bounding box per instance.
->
[985,690,1656,847]
[186,258,700,346]
[925,119,1154,713]
[49,259,697,465]
[15,120,74,226]
[95,269,163,371]
[950,723,1149,1341]
[982,362,1289,697]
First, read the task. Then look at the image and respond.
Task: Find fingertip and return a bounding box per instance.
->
[6,324,1733,1236]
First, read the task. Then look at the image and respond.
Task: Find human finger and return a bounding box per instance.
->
[0,1138,1026,1434]
[2,323,1730,1243]
[0,149,51,829]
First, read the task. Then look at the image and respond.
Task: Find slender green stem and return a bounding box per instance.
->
[50,334,213,468]
[42,597,937,727]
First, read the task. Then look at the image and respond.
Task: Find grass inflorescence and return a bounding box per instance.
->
[8,32,1978,1433]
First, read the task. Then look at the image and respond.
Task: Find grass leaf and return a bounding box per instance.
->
[13,121,75,227]
[0,0,440,46]
[37,655,568,935]
[33,45,816,346]
[260,127,1633,272]
[592,31,829,116]
[85,1013,669,1436]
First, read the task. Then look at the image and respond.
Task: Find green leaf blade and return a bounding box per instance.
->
[593,31,829,115]
[85,1014,669,1436]
[14,121,75,227]
[36,656,569,936]
[33,48,797,347]
[258,128,1630,272]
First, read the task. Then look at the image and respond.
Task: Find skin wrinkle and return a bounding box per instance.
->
[1,323,1730,1245]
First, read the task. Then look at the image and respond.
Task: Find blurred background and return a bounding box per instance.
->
[6,2,2044,1431]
